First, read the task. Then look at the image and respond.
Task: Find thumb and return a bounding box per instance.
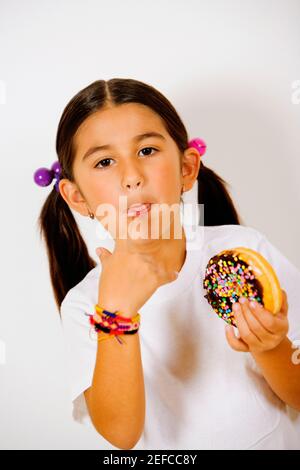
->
[96,247,112,262]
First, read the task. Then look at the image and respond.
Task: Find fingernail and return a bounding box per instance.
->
[249,301,257,309]
[233,302,240,312]
[239,297,247,304]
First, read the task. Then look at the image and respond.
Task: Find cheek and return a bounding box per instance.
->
[80,173,115,223]
[93,185,127,235]
[152,162,180,195]
[76,170,106,201]
[94,191,119,223]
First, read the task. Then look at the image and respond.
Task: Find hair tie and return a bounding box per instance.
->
[188,138,206,156]
[33,161,62,193]
[85,305,141,345]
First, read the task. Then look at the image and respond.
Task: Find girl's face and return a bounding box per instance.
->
[60,102,199,241]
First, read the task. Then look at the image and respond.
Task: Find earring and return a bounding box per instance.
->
[180,185,185,221]
[88,209,94,219]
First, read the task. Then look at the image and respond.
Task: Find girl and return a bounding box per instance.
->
[37,78,300,450]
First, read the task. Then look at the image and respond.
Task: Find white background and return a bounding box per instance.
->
[0,0,299,449]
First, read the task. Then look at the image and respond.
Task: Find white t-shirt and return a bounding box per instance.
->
[60,223,300,450]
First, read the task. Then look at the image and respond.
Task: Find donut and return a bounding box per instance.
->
[203,247,283,327]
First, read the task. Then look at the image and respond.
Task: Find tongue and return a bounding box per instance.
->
[128,204,149,215]
[129,204,148,211]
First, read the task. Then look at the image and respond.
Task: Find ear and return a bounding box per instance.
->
[181,147,201,192]
[58,178,88,216]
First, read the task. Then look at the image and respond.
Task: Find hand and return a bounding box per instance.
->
[225,289,289,354]
[95,240,178,318]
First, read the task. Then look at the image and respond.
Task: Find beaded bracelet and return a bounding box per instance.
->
[85,305,141,345]
[95,304,141,324]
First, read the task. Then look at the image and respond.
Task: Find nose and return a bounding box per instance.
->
[121,158,145,192]
[123,170,144,191]
[126,180,142,190]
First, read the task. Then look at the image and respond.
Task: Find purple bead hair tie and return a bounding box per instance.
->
[33,161,62,193]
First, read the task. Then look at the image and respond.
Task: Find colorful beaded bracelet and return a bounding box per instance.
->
[93,305,140,331]
[94,304,141,324]
[90,313,140,333]
[85,305,141,345]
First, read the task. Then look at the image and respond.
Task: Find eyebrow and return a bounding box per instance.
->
[82,132,166,161]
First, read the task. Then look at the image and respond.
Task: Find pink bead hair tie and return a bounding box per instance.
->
[188,138,207,156]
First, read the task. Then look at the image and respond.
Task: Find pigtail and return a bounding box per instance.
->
[197,161,242,226]
[38,187,96,313]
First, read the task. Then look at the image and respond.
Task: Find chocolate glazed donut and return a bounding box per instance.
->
[203,247,283,327]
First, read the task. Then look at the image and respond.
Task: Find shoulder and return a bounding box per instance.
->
[191,223,266,251]
[190,224,266,270]
[203,223,264,240]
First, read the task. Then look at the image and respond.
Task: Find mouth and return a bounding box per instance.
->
[127,203,152,218]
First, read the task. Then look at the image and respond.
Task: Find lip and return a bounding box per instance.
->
[127,202,152,217]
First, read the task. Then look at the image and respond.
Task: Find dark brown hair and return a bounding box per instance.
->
[38,78,242,312]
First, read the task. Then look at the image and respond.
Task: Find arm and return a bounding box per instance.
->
[251,336,300,411]
[84,304,145,450]
[85,241,177,449]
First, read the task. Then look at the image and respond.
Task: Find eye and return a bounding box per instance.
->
[94,158,114,169]
[138,146,158,157]
[94,147,158,170]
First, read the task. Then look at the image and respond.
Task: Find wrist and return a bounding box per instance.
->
[251,335,289,360]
